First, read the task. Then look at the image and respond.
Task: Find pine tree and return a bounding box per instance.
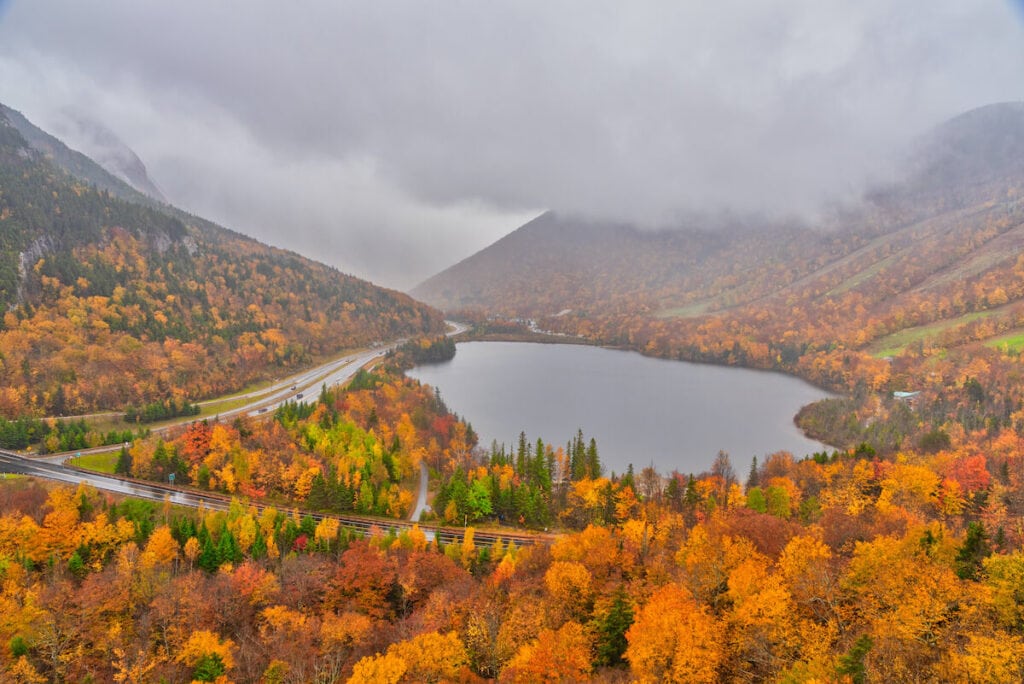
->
[216,526,242,565]
[956,521,992,580]
[114,446,132,475]
[251,526,268,560]
[746,456,760,490]
[836,635,872,684]
[198,532,219,572]
[586,438,601,479]
[593,586,634,666]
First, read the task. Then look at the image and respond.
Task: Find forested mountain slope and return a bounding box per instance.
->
[414,103,1024,357]
[0,105,443,417]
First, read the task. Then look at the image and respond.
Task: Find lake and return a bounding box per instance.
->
[407,341,833,476]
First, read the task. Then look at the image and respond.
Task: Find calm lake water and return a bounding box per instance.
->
[407,341,833,476]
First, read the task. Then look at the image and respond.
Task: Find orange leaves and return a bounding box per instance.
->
[349,631,469,684]
[139,525,179,570]
[550,525,619,579]
[230,561,280,607]
[676,525,760,606]
[941,632,1024,682]
[875,459,941,518]
[502,621,592,683]
[543,561,593,619]
[777,534,835,620]
[179,421,212,465]
[841,534,962,650]
[176,629,235,675]
[945,454,991,495]
[320,610,373,651]
[625,583,724,683]
[0,190,442,417]
[328,541,398,620]
[35,486,81,562]
[726,555,802,672]
[259,604,307,638]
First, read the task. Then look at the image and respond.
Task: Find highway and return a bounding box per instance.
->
[48,320,467,446]
[0,320,557,546]
[0,449,550,547]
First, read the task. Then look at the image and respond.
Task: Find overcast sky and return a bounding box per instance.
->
[0,2,1022,289]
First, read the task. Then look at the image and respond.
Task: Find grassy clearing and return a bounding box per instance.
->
[197,395,259,418]
[826,253,901,297]
[68,451,119,474]
[987,330,1024,353]
[655,301,712,319]
[868,310,1000,357]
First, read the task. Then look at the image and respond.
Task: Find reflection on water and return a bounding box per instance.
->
[408,341,832,475]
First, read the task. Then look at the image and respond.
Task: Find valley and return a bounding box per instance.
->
[2,83,1024,682]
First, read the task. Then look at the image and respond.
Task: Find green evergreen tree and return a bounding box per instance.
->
[467,478,493,521]
[746,456,760,489]
[193,653,227,682]
[198,533,219,572]
[251,526,268,560]
[593,587,634,666]
[586,438,602,479]
[114,446,132,475]
[67,551,86,578]
[216,526,242,565]
[956,521,992,580]
[836,634,872,684]
[665,474,683,512]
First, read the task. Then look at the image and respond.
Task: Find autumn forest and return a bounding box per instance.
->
[5,92,1024,684]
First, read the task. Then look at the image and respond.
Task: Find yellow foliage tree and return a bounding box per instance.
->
[349,630,468,684]
[140,525,179,570]
[543,560,593,619]
[175,630,235,677]
[501,621,592,683]
[625,583,725,683]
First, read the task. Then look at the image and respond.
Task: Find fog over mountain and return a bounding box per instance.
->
[0,2,1021,288]
[48,112,167,202]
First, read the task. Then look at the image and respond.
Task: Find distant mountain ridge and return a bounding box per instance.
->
[52,113,168,202]
[0,103,443,417]
[910,101,1024,189]
[0,103,158,207]
[414,102,1024,326]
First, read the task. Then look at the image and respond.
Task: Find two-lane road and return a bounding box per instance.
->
[0,449,551,547]
[17,321,478,532]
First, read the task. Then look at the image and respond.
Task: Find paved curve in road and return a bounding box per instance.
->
[410,461,430,521]
[37,320,469,464]
[30,346,388,465]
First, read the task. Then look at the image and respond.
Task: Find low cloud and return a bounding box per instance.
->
[0,2,1021,287]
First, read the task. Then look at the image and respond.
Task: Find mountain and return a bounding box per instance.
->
[0,104,444,417]
[49,112,168,202]
[0,103,158,207]
[412,209,832,319]
[907,101,1024,193]
[414,103,1024,343]
[413,102,1024,405]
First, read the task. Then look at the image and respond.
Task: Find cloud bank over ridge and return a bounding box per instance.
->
[0,2,1021,287]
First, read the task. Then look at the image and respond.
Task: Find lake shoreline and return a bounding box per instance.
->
[409,340,835,475]
[451,334,841,452]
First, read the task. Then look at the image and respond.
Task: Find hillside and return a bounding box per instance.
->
[414,103,1024,361]
[413,210,857,319]
[0,103,158,209]
[48,113,168,201]
[0,104,444,417]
